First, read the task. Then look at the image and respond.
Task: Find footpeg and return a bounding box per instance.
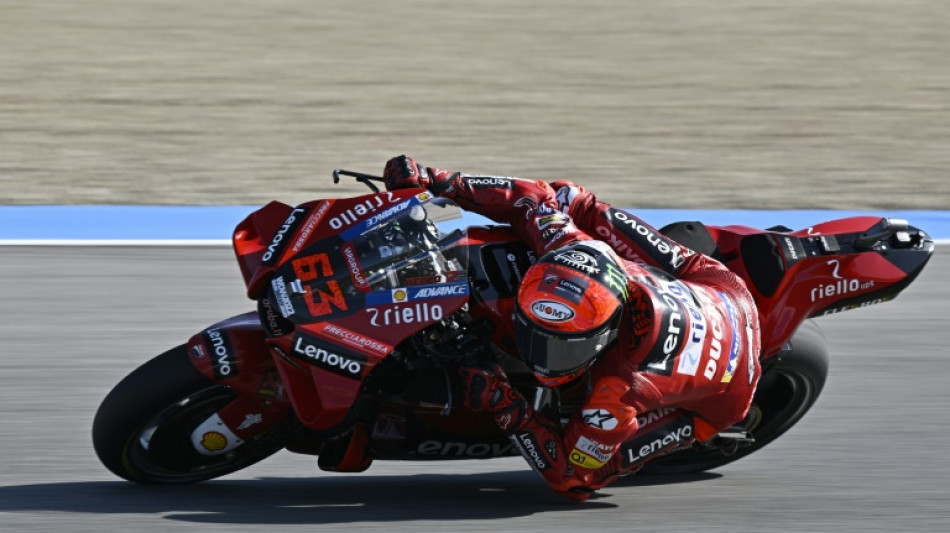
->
[710,428,756,456]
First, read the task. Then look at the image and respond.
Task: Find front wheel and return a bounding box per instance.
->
[92,345,290,484]
[640,319,829,475]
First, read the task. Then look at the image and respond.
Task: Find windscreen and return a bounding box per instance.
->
[351,198,467,291]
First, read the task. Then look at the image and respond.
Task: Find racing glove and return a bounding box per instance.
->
[382,155,457,195]
[459,363,531,433]
[462,363,602,502]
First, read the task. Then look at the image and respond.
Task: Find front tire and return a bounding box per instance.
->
[640,319,829,474]
[92,344,289,484]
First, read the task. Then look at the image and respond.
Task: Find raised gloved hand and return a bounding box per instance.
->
[382,155,457,194]
[459,363,530,433]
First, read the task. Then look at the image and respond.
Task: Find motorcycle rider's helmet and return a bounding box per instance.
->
[514,240,630,387]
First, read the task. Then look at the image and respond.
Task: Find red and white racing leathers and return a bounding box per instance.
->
[435,170,763,498]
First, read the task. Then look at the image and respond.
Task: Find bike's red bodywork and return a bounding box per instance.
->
[184,190,933,458]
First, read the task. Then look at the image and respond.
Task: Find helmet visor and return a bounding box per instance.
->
[515,311,618,378]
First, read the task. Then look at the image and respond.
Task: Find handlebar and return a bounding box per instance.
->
[333,169,385,193]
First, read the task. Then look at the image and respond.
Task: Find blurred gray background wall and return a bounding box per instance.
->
[1,0,947,208]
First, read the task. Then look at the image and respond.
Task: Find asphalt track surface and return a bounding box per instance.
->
[0,245,946,533]
[2,1,949,531]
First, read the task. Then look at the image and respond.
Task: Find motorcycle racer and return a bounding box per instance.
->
[382,155,763,500]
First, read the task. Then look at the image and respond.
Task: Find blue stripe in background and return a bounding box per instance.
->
[1,206,948,242]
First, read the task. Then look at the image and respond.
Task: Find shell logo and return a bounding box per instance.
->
[415,192,432,202]
[200,431,228,452]
[392,288,408,302]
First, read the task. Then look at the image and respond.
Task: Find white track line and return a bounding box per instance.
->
[0,239,232,246]
[1,239,946,247]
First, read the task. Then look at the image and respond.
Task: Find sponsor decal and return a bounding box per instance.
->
[365,199,413,228]
[781,236,803,262]
[271,276,295,318]
[637,407,677,427]
[642,279,687,375]
[191,413,244,456]
[495,411,516,432]
[366,303,444,326]
[542,227,575,249]
[260,296,287,336]
[538,268,588,305]
[558,278,585,296]
[328,193,397,230]
[204,328,237,379]
[319,323,392,356]
[365,284,467,305]
[702,306,726,380]
[598,209,693,270]
[743,306,757,384]
[569,450,605,469]
[604,261,629,300]
[200,431,228,452]
[262,207,307,263]
[291,201,333,254]
[569,436,613,469]
[621,415,694,468]
[555,185,580,213]
[814,297,891,317]
[554,250,601,274]
[718,291,742,383]
[545,440,558,461]
[291,333,367,379]
[410,283,469,299]
[466,176,515,189]
[404,272,460,286]
[530,299,576,322]
[342,243,369,291]
[512,432,550,472]
[639,274,707,377]
[189,344,205,358]
[508,253,526,281]
[513,196,538,218]
[811,259,875,302]
[416,440,517,457]
[582,409,619,430]
[536,213,566,231]
[237,413,263,430]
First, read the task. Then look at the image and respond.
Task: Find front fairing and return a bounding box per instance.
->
[251,190,471,429]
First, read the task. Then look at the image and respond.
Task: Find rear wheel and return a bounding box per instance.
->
[640,320,829,475]
[92,345,290,484]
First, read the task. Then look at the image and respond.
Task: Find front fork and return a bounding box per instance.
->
[186,311,293,456]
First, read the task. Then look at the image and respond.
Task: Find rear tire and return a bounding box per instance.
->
[92,345,289,484]
[640,319,829,475]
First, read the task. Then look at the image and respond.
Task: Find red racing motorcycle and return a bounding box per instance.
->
[93,170,934,483]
